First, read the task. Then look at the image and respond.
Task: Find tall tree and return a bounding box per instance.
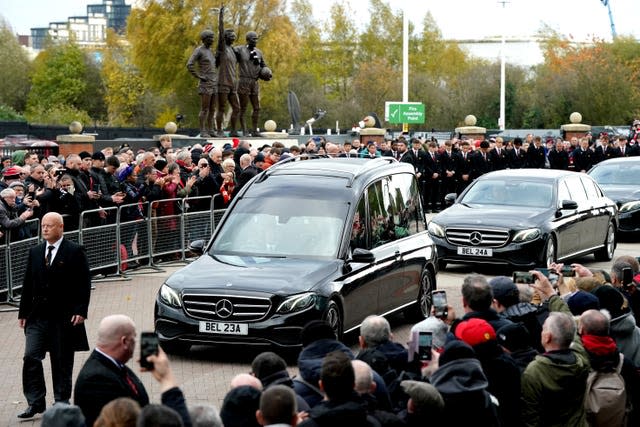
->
[0,19,31,112]
[101,29,149,126]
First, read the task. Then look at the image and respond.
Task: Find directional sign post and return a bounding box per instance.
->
[385,102,425,124]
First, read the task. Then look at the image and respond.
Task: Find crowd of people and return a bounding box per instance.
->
[29,254,640,427]
[4,126,639,244]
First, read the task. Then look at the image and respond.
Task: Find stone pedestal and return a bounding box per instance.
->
[561,112,590,140]
[455,115,486,140]
[56,121,95,156]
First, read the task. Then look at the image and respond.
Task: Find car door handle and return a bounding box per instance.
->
[395,250,402,262]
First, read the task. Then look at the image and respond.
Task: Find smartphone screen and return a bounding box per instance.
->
[561,266,574,277]
[418,331,432,361]
[622,268,634,286]
[535,267,550,277]
[140,332,159,370]
[513,271,534,284]
[432,290,448,318]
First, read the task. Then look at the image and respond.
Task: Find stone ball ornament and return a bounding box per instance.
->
[164,121,178,134]
[464,115,477,126]
[264,120,277,132]
[69,121,83,134]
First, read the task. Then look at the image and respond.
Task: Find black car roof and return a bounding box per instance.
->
[590,157,640,167]
[478,168,578,182]
[253,157,415,194]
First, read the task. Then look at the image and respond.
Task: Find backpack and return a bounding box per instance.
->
[584,353,629,427]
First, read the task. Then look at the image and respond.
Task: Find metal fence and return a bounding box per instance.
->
[0,195,226,309]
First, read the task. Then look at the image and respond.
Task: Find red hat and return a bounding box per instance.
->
[232,138,240,148]
[454,318,496,347]
[1,166,21,178]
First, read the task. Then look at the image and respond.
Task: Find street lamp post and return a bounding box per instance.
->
[498,1,510,131]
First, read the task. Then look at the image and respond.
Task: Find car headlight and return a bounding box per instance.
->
[512,228,540,243]
[428,222,445,238]
[619,201,640,213]
[159,284,182,308]
[276,292,317,314]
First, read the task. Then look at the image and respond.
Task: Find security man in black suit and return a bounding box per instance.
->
[454,140,474,194]
[572,137,595,172]
[508,137,527,168]
[526,136,546,168]
[489,137,509,171]
[439,140,457,205]
[471,140,492,180]
[18,212,91,418]
[548,139,569,170]
[423,141,441,212]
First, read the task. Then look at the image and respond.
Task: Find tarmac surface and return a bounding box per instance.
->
[1,238,636,426]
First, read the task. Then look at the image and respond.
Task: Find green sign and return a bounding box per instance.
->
[385,102,425,124]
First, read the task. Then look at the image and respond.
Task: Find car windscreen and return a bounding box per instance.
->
[461,179,554,208]
[210,197,349,258]
[590,163,640,185]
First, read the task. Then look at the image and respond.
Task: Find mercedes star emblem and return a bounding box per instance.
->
[215,299,233,319]
[470,231,483,246]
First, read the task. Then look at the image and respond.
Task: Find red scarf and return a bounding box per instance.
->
[581,334,617,356]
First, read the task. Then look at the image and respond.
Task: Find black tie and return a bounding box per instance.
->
[46,245,54,267]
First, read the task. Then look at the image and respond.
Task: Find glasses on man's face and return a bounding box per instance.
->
[199,164,208,168]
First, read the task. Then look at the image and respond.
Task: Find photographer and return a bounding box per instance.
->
[49,175,81,231]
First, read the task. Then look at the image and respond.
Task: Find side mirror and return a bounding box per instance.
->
[560,199,578,210]
[444,193,457,205]
[351,248,375,264]
[187,239,206,255]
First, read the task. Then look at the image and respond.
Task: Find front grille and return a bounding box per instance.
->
[445,227,510,247]
[182,293,271,322]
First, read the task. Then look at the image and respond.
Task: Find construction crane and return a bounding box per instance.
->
[600,0,617,39]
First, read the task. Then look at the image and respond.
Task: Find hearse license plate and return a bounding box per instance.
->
[457,246,493,257]
[199,321,248,335]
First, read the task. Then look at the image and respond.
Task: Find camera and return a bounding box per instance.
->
[54,168,66,178]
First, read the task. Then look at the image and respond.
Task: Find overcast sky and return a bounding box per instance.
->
[1,0,638,41]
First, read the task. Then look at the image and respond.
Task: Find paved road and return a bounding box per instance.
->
[0,240,637,425]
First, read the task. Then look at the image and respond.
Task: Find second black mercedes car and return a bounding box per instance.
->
[428,169,618,269]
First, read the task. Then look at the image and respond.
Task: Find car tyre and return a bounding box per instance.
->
[594,221,616,261]
[160,340,191,355]
[323,300,343,341]
[405,269,434,321]
[544,236,556,267]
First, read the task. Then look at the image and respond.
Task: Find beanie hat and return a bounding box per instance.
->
[567,290,600,315]
[454,318,496,347]
[592,285,627,319]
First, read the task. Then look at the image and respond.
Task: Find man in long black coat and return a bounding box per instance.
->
[18,212,91,418]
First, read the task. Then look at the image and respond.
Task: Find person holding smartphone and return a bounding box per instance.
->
[74,314,191,427]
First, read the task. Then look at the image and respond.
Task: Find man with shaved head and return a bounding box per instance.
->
[74,314,191,427]
[73,314,149,426]
[18,212,91,419]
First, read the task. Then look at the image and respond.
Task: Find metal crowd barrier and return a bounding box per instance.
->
[1,195,225,310]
